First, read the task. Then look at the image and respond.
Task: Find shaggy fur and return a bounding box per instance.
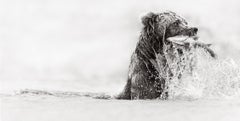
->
[116,11,207,100]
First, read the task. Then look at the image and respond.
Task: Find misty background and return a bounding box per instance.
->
[1,0,240,94]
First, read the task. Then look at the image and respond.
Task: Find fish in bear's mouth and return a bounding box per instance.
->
[166,35,217,59]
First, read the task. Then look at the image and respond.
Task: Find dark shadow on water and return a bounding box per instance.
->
[15,89,112,100]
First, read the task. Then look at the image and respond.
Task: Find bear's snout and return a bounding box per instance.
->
[182,27,198,37]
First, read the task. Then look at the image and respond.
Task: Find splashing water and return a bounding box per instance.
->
[167,49,240,100]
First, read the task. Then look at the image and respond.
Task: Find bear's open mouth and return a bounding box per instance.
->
[167,35,198,45]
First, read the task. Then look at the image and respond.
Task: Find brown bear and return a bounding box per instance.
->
[116,11,216,100]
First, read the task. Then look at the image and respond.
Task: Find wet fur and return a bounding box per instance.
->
[117,12,199,100]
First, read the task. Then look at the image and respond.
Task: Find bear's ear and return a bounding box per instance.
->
[141,12,156,27]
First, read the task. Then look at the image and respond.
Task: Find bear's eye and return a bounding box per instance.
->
[173,20,180,26]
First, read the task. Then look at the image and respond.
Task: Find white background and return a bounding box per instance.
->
[1,0,240,94]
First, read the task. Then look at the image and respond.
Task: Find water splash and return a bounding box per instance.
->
[167,50,240,100]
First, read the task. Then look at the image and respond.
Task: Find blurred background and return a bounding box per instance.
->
[0,0,240,94]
